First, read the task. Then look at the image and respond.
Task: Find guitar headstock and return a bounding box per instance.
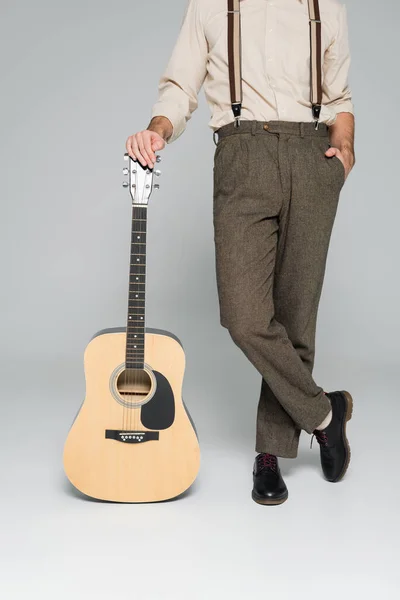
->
[122,154,162,206]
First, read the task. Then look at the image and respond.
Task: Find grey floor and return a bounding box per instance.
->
[2,342,399,600]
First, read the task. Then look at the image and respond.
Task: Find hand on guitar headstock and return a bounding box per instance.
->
[122,153,162,206]
[125,126,168,169]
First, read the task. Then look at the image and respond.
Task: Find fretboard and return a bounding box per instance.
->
[125,205,147,369]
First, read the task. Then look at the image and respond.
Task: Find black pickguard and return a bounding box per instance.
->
[140,370,175,430]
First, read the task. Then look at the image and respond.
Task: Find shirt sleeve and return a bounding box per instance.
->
[150,0,208,144]
[322,3,354,120]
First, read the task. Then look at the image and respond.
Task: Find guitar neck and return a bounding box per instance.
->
[125,204,148,369]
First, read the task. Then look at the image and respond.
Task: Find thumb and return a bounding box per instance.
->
[151,135,165,150]
[325,146,338,157]
[152,140,164,150]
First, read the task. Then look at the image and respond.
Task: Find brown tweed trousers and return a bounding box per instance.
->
[212,119,345,458]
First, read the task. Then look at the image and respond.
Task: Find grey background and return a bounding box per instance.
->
[1,0,399,598]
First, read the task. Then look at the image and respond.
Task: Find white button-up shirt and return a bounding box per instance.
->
[150,0,354,144]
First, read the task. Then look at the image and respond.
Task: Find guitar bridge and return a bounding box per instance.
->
[105,430,159,444]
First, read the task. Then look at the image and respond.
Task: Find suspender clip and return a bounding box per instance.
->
[232,102,242,127]
[312,104,321,120]
[312,103,321,128]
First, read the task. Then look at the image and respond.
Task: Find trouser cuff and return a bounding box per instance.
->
[255,425,301,459]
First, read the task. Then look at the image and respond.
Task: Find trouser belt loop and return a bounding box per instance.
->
[251,121,257,136]
[300,122,304,138]
[213,130,219,146]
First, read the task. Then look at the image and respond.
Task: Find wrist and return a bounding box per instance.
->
[148,116,173,142]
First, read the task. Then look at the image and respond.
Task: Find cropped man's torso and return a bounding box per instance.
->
[151,0,354,144]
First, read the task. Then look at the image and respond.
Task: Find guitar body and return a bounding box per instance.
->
[63,327,200,502]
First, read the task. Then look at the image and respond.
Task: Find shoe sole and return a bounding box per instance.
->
[251,490,289,505]
[330,389,353,482]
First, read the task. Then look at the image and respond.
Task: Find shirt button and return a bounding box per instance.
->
[267,57,273,62]
[263,123,269,130]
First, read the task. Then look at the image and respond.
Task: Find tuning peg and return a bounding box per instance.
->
[154,169,161,177]
[122,168,129,175]
[154,184,160,190]
[123,153,129,161]
[122,182,129,188]
[156,155,161,163]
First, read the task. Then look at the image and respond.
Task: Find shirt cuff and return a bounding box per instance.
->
[333,99,355,116]
[151,103,186,144]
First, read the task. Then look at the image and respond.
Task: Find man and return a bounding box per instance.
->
[126,0,355,505]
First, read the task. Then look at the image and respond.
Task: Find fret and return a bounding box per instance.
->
[125,362,145,369]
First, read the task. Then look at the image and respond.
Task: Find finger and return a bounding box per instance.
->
[143,133,157,165]
[136,132,152,167]
[131,135,147,167]
[126,137,136,160]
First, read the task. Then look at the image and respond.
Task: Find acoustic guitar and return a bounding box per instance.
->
[63,153,200,502]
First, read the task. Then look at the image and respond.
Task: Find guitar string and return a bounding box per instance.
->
[132,195,137,434]
[133,200,138,434]
[129,158,135,434]
[134,202,140,433]
[139,199,147,433]
[138,181,148,434]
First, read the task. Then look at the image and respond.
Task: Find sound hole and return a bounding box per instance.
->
[116,368,152,406]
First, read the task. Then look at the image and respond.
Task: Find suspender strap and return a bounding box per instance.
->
[308,0,322,127]
[227,0,323,129]
[227,0,243,127]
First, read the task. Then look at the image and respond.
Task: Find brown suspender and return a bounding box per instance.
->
[227,0,243,126]
[308,0,323,125]
[227,0,323,129]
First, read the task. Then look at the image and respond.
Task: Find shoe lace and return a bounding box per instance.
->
[256,452,278,472]
[310,430,329,449]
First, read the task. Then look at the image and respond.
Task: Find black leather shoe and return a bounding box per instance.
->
[252,453,288,505]
[311,390,353,482]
